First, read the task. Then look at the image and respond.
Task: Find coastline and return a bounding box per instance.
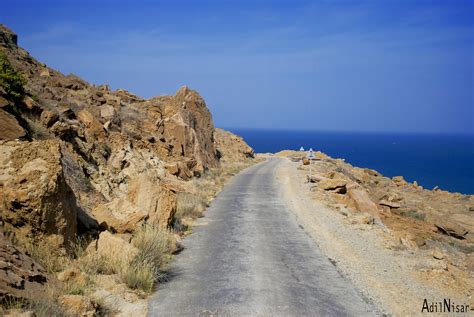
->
[231,129,474,195]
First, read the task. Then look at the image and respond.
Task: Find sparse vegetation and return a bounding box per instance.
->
[399,209,426,221]
[0,52,25,102]
[122,224,177,292]
[1,289,68,317]
[21,237,69,274]
[176,192,207,219]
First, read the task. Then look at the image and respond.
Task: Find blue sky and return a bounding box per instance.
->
[1,0,473,134]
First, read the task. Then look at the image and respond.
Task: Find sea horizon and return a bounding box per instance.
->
[226,128,474,195]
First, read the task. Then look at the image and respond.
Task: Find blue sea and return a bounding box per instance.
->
[229,129,474,195]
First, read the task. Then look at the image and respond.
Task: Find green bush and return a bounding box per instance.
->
[0,52,25,102]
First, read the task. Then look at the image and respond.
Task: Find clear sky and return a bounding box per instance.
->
[1,0,473,134]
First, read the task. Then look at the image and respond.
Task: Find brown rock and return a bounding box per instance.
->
[39,69,50,77]
[164,163,179,175]
[432,249,445,260]
[77,109,106,140]
[0,109,25,140]
[302,158,310,165]
[0,140,78,244]
[347,185,382,223]
[21,96,42,113]
[214,128,254,160]
[159,86,218,171]
[96,231,139,265]
[432,218,469,240]
[0,234,48,302]
[319,178,347,191]
[392,176,407,185]
[59,295,96,317]
[40,109,58,128]
[99,104,115,121]
[0,95,9,108]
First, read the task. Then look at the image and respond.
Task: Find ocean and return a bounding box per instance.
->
[228,129,474,195]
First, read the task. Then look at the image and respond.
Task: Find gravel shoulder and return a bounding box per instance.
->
[277,157,469,316]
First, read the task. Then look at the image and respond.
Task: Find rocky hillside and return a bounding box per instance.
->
[0,24,255,311]
[278,149,473,298]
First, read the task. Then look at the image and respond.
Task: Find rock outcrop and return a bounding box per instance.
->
[214,128,254,161]
[0,233,48,303]
[0,24,224,244]
[0,24,256,314]
[281,149,473,251]
[0,140,80,245]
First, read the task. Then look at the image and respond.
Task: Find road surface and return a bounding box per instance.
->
[148,158,376,316]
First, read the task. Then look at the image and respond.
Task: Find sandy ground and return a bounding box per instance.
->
[276,157,471,316]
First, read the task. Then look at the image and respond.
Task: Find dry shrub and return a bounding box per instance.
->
[76,253,117,276]
[118,260,155,293]
[115,225,177,293]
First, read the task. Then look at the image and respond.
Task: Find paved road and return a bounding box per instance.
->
[148,158,376,316]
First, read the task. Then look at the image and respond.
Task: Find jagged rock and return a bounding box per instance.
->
[159,86,218,171]
[319,178,348,191]
[347,185,382,223]
[307,175,326,183]
[99,104,115,121]
[0,95,9,108]
[0,24,18,47]
[77,109,106,140]
[392,176,407,185]
[431,218,469,240]
[40,109,58,128]
[214,128,254,160]
[0,109,25,140]
[0,140,79,244]
[0,233,48,302]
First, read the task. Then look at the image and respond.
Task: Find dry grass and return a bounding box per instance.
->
[176,192,207,219]
[1,288,68,317]
[20,238,69,274]
[113,224,177,293]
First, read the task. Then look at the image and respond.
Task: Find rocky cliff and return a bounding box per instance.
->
[0,24,255,307]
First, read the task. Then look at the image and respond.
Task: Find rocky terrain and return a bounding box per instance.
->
[0,24,257,316]
[276,150,473,314]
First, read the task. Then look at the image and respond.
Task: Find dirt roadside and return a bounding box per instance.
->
[276,157,470,316]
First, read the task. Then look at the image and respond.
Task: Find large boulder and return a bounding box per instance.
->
[0,109,25,140]
[319,178,348,191]
[91,173,178,231]
[95,231,139,265]
[347,185,382,224]
[0,140,79,244]
[158,86,218,173]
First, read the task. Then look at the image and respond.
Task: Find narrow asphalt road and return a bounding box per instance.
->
[148,158,375,316]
